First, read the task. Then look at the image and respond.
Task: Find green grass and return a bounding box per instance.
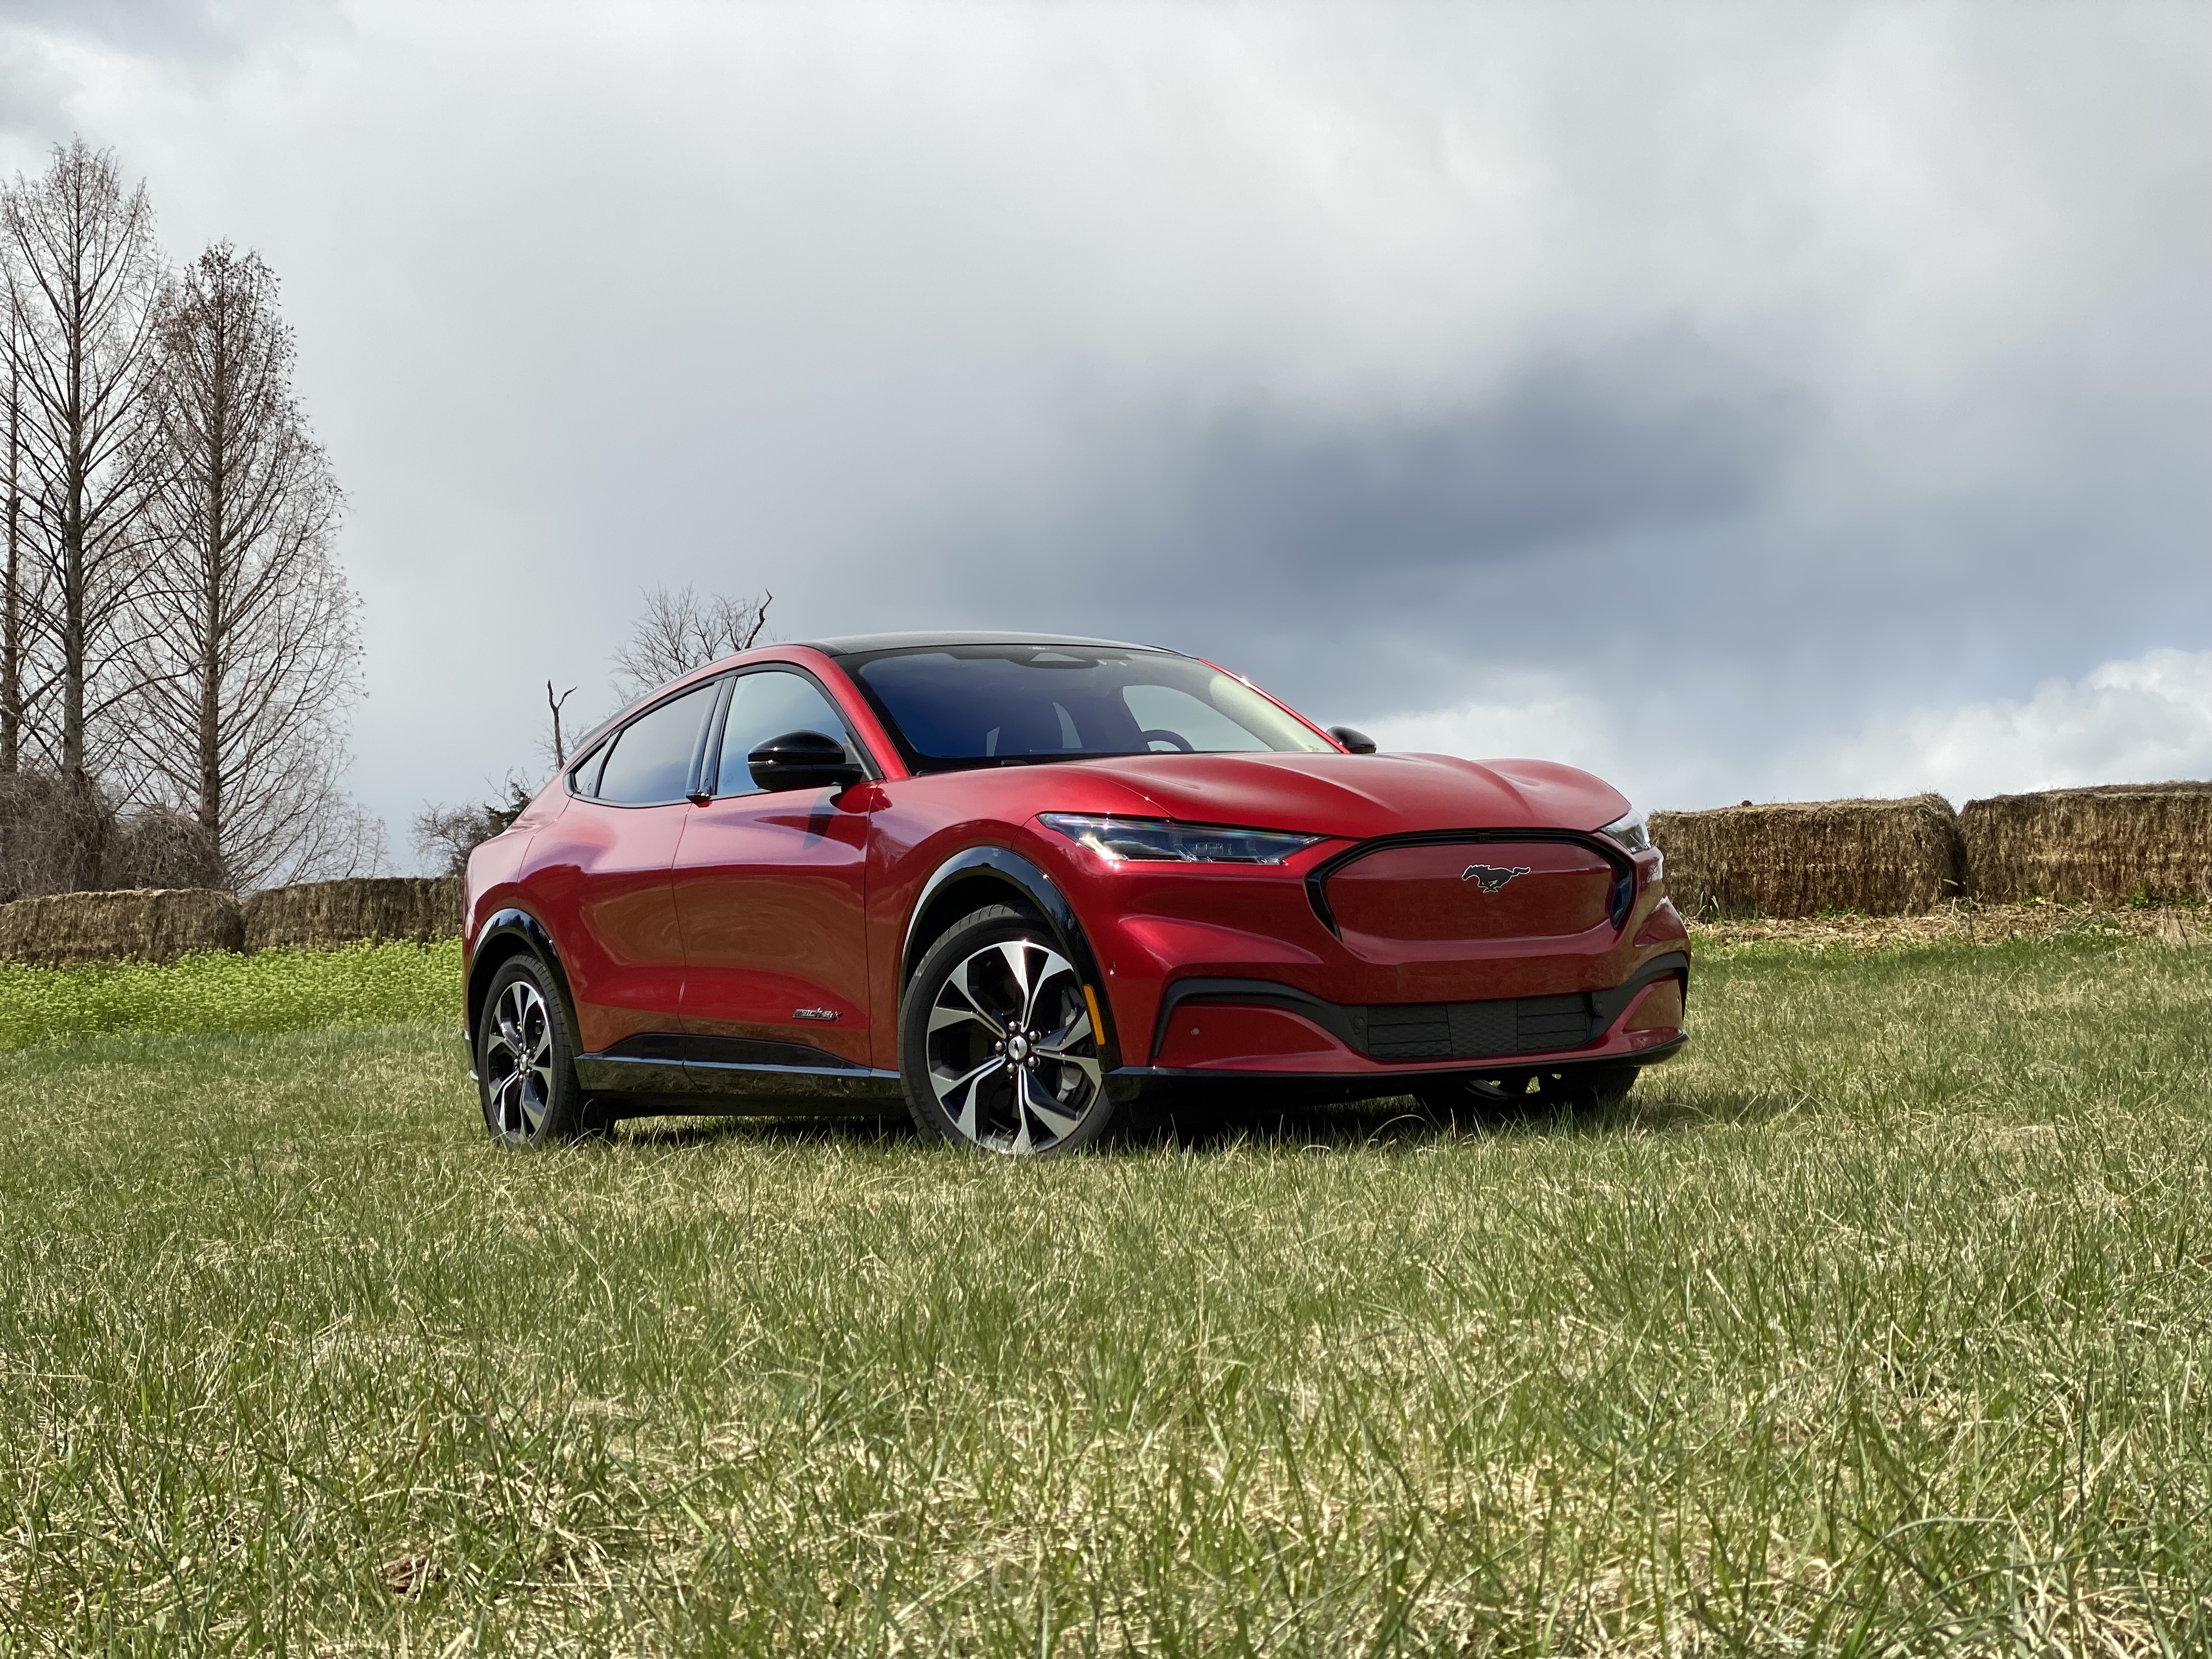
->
[0,940,462,1051]
[3,933,2212,1653]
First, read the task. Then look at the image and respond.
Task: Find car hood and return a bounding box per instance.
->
[1046,751,1632,841]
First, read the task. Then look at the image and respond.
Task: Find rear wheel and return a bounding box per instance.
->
[475,955,594,1146]
[900,905,1114,1155]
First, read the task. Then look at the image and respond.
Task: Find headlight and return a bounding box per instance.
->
[1040,813,1324,865]
[1600,808,1651,854]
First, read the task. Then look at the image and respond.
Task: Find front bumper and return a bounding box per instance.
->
[1029,822,1691,1087]
[1109,1033,1688,1105]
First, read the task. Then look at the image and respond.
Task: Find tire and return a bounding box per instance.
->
[900,904,1115,1156]
[475,953,594,1146]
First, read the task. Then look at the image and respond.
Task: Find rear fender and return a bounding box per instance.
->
[466,908,582,1045]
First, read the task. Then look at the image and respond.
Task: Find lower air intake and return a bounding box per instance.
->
[1363,992,1595,1062]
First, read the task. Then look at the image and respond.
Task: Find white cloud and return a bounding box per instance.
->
[1806,648,2212,806]
[1357,674,1695,809]
[1362,647,2212,813]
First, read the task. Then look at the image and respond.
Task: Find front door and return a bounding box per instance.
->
[672,667,876,1072]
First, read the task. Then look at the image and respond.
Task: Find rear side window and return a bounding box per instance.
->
[713,670,857,796]
[592,682,717,805]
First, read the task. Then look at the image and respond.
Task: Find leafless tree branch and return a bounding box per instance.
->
[611,584,772,702]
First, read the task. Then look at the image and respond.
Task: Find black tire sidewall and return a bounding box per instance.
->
[476,954,589,1146]
[899,904,1117,1156]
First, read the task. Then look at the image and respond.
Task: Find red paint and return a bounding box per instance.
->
[465,637,1688,1090]
[1327,840,1616,952]
[1153,1005,1347,1069]
[514,796,686,1053]
[1620,978,1686,1034]
[672,789,874,1065]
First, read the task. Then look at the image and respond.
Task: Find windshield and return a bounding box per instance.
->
[847,644,1336,771]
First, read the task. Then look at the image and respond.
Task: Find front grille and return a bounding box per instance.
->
[1362,992,1595,1062]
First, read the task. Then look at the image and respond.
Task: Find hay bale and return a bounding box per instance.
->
[1960,786,2212,903]
[1651,794,1966,918]
[0,887,245,967]
[242,877,464,952]
[105,805,226,891]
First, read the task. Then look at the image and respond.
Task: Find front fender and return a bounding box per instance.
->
[899,845,1118,1068]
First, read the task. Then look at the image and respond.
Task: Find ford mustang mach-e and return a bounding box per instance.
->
[464,633,1688,1155]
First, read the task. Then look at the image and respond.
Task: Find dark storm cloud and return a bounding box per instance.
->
[856,329,1808,727]
[1111,340,1798,595]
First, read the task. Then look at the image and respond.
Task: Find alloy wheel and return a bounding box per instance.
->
[924,938,1103,1154]
[483,978,555,1141]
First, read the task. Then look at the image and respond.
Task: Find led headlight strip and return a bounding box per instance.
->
[1040,813,1324,865]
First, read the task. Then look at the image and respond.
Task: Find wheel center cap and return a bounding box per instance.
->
[1006,1034,1031,1063]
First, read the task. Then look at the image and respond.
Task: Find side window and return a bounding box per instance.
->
[715,670,856,796]
[593,682,718,805]
[568,746,607,798]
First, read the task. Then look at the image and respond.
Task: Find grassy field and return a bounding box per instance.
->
[3,923,2212,1653]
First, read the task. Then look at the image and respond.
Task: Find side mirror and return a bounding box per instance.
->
[1327,725,1377,755]
[748,729,866,793]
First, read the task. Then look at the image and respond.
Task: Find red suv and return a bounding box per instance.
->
[465,633,1688,1155]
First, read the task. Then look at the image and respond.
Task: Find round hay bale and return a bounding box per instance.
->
[242,877,464,952]
[105,806,226,892]
[1651,794,1966,919]
[0,887,245,967]
[1960,785,2212,904]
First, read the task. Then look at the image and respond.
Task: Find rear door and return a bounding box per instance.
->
[522,679,720,1054]
[672,667,876,1069]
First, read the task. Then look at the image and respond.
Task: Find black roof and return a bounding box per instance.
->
[801,630,1165,658]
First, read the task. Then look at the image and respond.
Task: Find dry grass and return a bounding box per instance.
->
[1688,896,2209,952]
[1652,795,1966,919]
[1962,786,2212,905]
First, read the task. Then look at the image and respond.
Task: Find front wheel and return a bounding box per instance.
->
[475,955,594,1146]
[900,905,1115,1155]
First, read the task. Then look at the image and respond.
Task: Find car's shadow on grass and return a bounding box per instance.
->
[604,1082,1776,1155]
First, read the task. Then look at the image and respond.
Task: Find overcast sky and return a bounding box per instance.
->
[3,1,2208,863]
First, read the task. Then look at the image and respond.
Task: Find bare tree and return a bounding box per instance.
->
[1,141,164,809]
[122,241,366,888]
[611,584,771,700]
[545,679,577,768]
[1,302,29,774]
[412,774,532,879]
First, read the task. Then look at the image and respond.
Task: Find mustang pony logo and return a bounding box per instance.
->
[1462,863,1532,893]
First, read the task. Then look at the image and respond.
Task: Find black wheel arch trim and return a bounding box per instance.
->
[467,908,581,1046]
[900,844,1118,1068]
